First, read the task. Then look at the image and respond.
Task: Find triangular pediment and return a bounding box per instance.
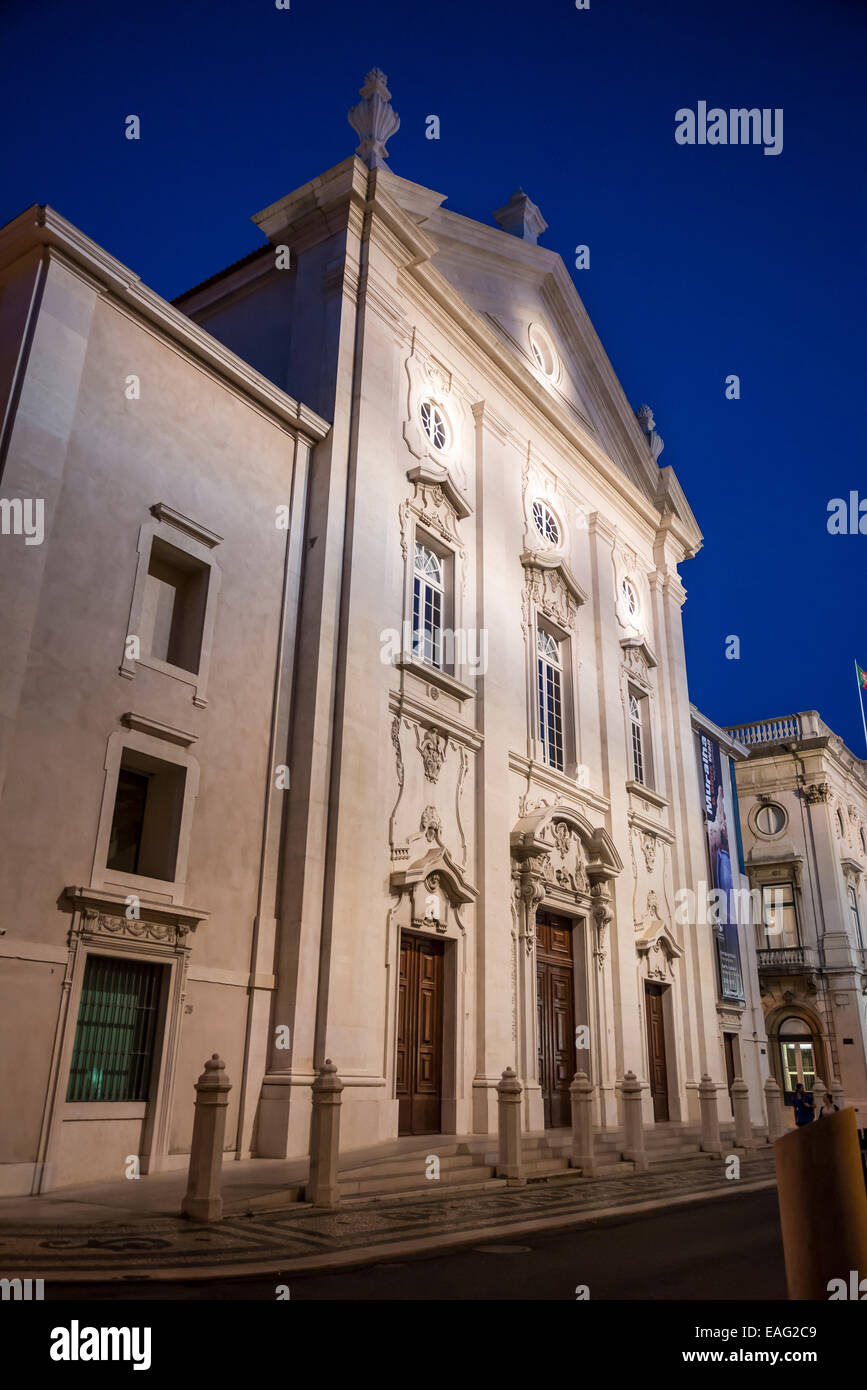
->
[375,169,703,555]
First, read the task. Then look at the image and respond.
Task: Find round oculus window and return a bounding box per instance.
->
[532,499,561,546]
[529,325,558,381]
[420,400,448,451]
[756,803,786,836]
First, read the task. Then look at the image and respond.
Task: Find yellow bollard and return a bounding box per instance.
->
[774,1107,867,1300]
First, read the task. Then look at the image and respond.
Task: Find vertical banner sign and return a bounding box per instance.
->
[700,733,745,1001]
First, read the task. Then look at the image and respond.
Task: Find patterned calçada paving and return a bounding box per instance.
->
[0,1156,776,1279]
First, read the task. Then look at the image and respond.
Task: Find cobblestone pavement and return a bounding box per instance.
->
[0,1157,776,1282]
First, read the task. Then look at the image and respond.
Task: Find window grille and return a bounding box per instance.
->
[66,955,162,1102]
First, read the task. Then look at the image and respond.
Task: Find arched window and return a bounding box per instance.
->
[838,809,847,838]
[413,541,444,668]
[622,578,638,618]
[629,692,645,785]
[537,627,564,771]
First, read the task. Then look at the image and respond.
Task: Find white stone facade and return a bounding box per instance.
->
[0,80,769,1195]
[0,206,328,1194]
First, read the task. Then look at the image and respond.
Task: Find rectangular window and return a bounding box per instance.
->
[848,884,863,948]
[66,955,163,1102]
[760,882,799,949]
[537,627,564,772]
[413,540,446,669]
[140,537,209,674]
[106,751,186,881]
[106,769,150,874]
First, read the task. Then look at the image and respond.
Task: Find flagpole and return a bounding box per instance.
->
[856,660,867,755]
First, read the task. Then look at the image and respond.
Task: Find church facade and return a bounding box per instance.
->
[0,72,769,1195]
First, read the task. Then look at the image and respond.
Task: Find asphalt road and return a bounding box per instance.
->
[49,1187,786,1301]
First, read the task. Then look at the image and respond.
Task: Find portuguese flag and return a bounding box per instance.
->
[858,662,867,753]
[858,664,867,690]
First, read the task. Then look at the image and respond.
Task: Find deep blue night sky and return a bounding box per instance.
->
[2,0,865,751]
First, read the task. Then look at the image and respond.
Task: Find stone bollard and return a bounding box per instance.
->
[731,1076,754,1152]
[831,1077,845,1112]
[496,1067,525,1185]
[621,1071,648,1171]
[698,1074,722,1156]
[764,1075,786,1143]
[182,1054,231,1222]
[569,1071,598,1176]
[307,1059,344,1208]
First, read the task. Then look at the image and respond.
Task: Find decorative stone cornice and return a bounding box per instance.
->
[620,637,658,686]
[149,503,222,549]
[406,463,470,520]
[65,885,208,943]
[521,551,587,633]
[120,712,198,748]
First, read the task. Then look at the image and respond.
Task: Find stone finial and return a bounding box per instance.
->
[348,68,400,169]
[636,404,664,462]
[493,189,548,245]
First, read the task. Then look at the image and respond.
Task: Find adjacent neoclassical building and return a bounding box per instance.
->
[0,71,770,1195]
[725,710,867,1122]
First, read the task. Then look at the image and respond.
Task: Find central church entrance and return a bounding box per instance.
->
[536,910,576,1128]
[396,933,443,1135]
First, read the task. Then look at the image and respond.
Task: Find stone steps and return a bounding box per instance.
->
[338,1149,488,1183]
[340,1162,497,1197]
[309,1124,776,1204]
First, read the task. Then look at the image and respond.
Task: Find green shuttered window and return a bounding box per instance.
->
[66,955,162,1102]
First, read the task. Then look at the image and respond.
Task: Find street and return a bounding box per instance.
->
[49,1187,786,1301]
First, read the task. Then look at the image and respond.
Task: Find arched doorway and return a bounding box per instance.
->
[774,1014,822,1106]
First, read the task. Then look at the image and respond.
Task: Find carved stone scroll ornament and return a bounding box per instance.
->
[542,820,590,894]
[639,829,657,872]
[418,726,447,783]
[590,883,613,969]
[523,564,578,634]
[420,806,442,842]
[622,644,650,685]
[513,864,546,955]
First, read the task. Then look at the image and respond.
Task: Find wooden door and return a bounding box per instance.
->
[536,912,575,1128]
[396,933,444,1135]
[644,982,670,1121]
[723,1032,738,1116]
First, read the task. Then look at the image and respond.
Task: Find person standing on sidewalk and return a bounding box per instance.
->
[793,1083,814,1126]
